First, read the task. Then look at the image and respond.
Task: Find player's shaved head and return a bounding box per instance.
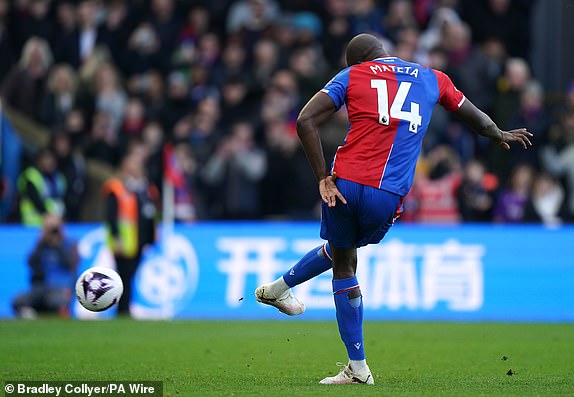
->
[345,33,387,66]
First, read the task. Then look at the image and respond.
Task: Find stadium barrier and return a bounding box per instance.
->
[1,223,572,322]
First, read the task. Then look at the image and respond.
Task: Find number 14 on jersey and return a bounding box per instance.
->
[371,79,422,133]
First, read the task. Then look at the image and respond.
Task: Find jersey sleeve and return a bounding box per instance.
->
[433,70,466,112]
[320,67,351,111]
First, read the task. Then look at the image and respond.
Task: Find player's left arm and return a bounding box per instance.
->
[455,100,533,150]
[434,69,533,150]
[296,92,347,207]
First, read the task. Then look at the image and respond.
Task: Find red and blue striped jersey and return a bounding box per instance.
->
[321,57,465,196]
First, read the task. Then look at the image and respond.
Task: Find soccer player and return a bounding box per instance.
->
[255,33,532,385]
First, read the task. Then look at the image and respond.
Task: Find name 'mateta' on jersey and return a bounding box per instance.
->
[321,57,465,196]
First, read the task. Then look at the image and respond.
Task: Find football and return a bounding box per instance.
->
[75,267,124,312]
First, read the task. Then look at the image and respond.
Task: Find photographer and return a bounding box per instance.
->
[12,214,79,318]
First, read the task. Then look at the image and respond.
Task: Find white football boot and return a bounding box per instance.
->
[319,362,375,385]
[254,285,305,316]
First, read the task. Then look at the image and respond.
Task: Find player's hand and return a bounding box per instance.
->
[497,128,533,150]
[319,173,347,208]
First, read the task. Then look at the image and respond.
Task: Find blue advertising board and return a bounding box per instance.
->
[1,223,573,321]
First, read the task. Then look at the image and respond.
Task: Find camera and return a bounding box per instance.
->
[48,227,61,235]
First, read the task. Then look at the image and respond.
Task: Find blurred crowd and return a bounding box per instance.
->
[1,0,573,225]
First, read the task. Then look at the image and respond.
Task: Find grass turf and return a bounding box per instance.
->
[1,320,573,396]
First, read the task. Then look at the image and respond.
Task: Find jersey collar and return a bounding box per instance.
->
[373,56,398,62]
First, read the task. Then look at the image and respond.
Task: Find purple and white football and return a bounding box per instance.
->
[75,267,124,312]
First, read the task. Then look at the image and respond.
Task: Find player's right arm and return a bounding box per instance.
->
[296,67,352,207]
[296,92,336,184]
[297,92,347,208]
[433,69,533,150]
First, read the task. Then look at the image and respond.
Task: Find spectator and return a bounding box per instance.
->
[202,121,267,219]
[472,37,508,158]
[261,118,297,217]
[1,36,52,120]
[12,214,78,319]
[547,108,574,150]
[172,16,198,71]
[506,81,549,168]
[142,121,165,189]
[196,32,221,69]
[493,164,534,223]
[188,63,219,107]
[493,58,531,130]
[227,0,280,36]
[76,46,110,93]
[53,1,77,44]
[147,0,181,73]
[261,70,300,126]
[251,38,280,93]
[422,47,450,152]
[211,40,248,87]
[119,97,146,152]
[50,132,87,222]
[188,96,221,163]
[167,142,206,222]
[442,22,492,111]
[122,22,163,77]
[291,11,323,47]
[321,0,353,70]
[98,0,132,67]
[410,146,462,224]
[64,108,87,149]
[18,148,66,226]
[41,64,79,129]
[394,25,424,63]
[418,6,461,57]
[219,76,255,131]
[55,0,101,68]
[289,46,327,103]
[488,57,534,179]
[384,0,417,42]
[461,0,532,58]
[261,118,317,218]
[350,0,384,36]
[480,37,507,102]
[26,0,54,43]
[133,70,166,121]
[565,80,574,109]
[91,62,127,133]
[180,6,210,45]
[524,173,569,226]
[10,0,54,49]
[85,110,119,165]
[102,142,158,316]
[0,0,15,82]
[159,71,191,131]
[541,118,574,218]
[457,159,497,222]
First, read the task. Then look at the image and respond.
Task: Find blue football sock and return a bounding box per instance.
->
[282,243,332,288]
[332,276,365,361]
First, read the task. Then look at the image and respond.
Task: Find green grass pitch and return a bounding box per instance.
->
[2,320,574,396]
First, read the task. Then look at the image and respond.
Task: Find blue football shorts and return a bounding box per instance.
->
[320,178,403,249]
